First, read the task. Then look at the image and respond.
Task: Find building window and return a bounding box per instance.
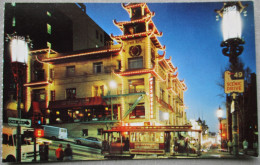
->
[47,24,51,34]
[96,30,98,39]
[51,90,55,101]
[129,104,145,119]
[100,85,104,96]
[128,57,143,69]
[32,89,46,102]
[50,69,54,79]
[97,128,103,135]
[100,34,103,42]
[34,69,45,81]
[160,89,164,100]
[129,79,144,93]
[47,11,51,17]
[47,42,51,49]
[93,86,99,97]
[12,17,16,27]
[82,129,88,136]
[66,88,76,100]
[118,61,121,70]
[93,62,102,74]
[66,66,75,77]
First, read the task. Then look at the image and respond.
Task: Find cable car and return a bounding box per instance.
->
[102,125,201,159]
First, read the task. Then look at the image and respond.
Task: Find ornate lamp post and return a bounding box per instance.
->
[215,1,247,156]
[217,106,223,149]
[6,33,31,162]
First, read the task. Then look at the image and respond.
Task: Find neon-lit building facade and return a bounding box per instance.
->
[25,3,187,133]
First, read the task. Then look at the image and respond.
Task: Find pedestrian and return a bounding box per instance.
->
[55,144,64,161]
[228,140,232,154]
[64,144,73,161]
[243,139,248,154]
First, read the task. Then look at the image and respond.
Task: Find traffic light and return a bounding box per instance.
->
[34,129,44,137]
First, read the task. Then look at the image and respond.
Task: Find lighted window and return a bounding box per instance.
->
[129,103,145,119]
[129,79,144,93]
[47,24,51,34]
[32,89,46,102]
[47,11,51,17]
[12,17,16,27]
[66,66,75,77]
[93,62,102,74]
[128,57,143,69]
[47,42,51,49]
[66,88,76,100]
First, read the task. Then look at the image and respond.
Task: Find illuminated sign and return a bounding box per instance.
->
[149,77,154,119]
[224,71,244,94]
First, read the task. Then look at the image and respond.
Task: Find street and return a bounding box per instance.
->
[48,140,104,161]
[45,140,254,162]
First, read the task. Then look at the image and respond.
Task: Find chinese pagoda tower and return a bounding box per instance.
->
[111,3,187,126]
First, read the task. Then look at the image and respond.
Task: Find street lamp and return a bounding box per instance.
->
[216,106,223,149]
[215,1,247,156]
[6,33,30,162]
[109,80,117,120]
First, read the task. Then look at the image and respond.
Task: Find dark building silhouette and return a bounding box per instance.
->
[3,3,112,122]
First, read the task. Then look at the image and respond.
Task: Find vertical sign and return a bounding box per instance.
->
[149,77,154,119]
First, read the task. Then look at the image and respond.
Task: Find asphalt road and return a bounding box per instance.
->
[47,140,104,161]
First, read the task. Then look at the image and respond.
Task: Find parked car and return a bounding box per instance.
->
[75,137,102,149]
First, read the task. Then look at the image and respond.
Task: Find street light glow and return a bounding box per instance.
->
[10,37,29,64]
[109,80,117,89]
[216,107,223,119]
[222,5,242,41]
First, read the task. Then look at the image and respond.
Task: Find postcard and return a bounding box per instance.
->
[1,0,259,164]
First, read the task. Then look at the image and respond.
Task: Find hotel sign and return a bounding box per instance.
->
[224,71,244,94]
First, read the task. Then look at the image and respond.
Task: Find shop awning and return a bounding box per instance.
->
[48,97,107,109]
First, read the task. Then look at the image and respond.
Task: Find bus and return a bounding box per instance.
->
[101,125,201,159]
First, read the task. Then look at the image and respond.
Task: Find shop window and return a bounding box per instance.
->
[129,79,144,93]
[82,129,88,136]
[66,88,76,100]
[128,57,143,70]
[129,104,145,119]
[93,62,102,74]
[97,128,103,135]
[66,66,75,77]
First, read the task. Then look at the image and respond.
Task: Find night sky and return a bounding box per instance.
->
[84,2,256,132]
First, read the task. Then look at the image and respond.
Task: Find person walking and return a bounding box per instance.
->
[64,144,73,161]
[228,140,233,154]
[55,144,64,161]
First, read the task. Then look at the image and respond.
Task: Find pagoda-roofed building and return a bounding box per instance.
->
[24,3,188,138]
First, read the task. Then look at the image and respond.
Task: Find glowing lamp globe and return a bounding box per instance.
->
[10,36,29,64]
[222,4,242,41]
